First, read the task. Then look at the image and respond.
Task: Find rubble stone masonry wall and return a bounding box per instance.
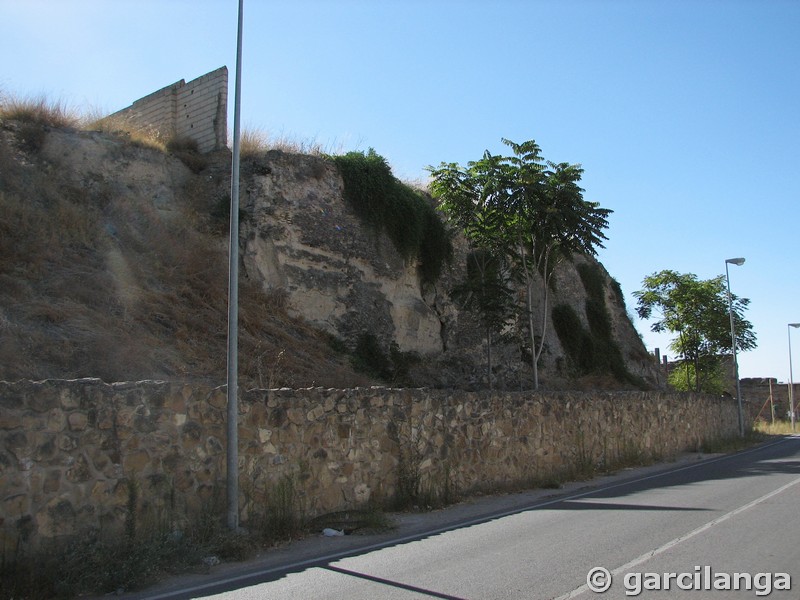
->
[0,379,740,548]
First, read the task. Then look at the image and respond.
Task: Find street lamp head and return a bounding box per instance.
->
[790,323,800,329]
[726,257,746,266]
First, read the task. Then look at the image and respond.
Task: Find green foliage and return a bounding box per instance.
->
[429,138,612,389]
[577,262,605,301]
[553,262,637,384]
[451,250,515,388]
[634,269,756,392]
[610,278,626,308]
[552,303,595,373]
[332,149,452,284]
[417,205,454,285]
[668,360,725,394]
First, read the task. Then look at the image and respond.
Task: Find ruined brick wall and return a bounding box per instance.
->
[741,377,800,421]
[112,67,228,153]
[0,379,739,548]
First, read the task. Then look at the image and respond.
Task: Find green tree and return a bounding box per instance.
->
[429,157,514,388]
[668,360,725,394]
[451,249,515,390]
[633,270,756,393]
[429,139,612,389]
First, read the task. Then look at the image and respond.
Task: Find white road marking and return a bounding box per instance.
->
[553,471,800,599]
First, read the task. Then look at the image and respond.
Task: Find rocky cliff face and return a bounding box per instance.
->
[240,151,445,357]
[237,150,661,389]
[0,117,660,389]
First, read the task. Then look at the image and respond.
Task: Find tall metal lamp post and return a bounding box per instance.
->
[788,323,800,433]
[226,0,244,531]
[725,257,745,437]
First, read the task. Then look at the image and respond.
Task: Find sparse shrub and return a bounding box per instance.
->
[239,127,270,158]
[610,277,626,307]
[263,474,302,541]
[0,94,79,129]
[239,127,329,158]
[393,444,422,510]
[754,420,794,436]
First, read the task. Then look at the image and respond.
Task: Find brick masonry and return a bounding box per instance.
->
[112,67,228,153]
[0,379,740,548]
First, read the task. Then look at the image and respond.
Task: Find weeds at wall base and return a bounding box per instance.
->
[699,428,767,453]
[753,419,797,437]
[0,474,311,600]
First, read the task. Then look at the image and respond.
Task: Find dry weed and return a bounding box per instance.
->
[0,114,373,387]
[239,126,339,158]
[754,420,797,436]
[0,93,80,128]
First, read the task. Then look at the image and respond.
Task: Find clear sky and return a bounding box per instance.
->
[2,0,799,382]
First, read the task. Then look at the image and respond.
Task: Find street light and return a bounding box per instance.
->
[226,0,244,531]
[788,323,800,433]
[725,257,745,437]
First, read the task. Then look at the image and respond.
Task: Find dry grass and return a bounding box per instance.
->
[0,93,80,129]
[754,419,798,436]
[0,113,371,388]
[0,93,349,162]
[0,92,169,153]
[239,126,346,158]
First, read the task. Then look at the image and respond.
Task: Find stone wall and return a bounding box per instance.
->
[112,67,228,153]
[0,379,740,548]
[741,377,800,421]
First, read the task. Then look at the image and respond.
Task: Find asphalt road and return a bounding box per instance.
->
[135,436,800,600]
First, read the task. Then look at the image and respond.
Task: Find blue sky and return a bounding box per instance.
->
[2,0,799,382]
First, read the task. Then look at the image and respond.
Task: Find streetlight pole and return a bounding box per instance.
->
[789,323,800,433]
[725,257,745,437]
[226,0,244,531]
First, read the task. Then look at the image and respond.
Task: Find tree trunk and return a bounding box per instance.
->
[526,275,538,390]
[486,325,493,391]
